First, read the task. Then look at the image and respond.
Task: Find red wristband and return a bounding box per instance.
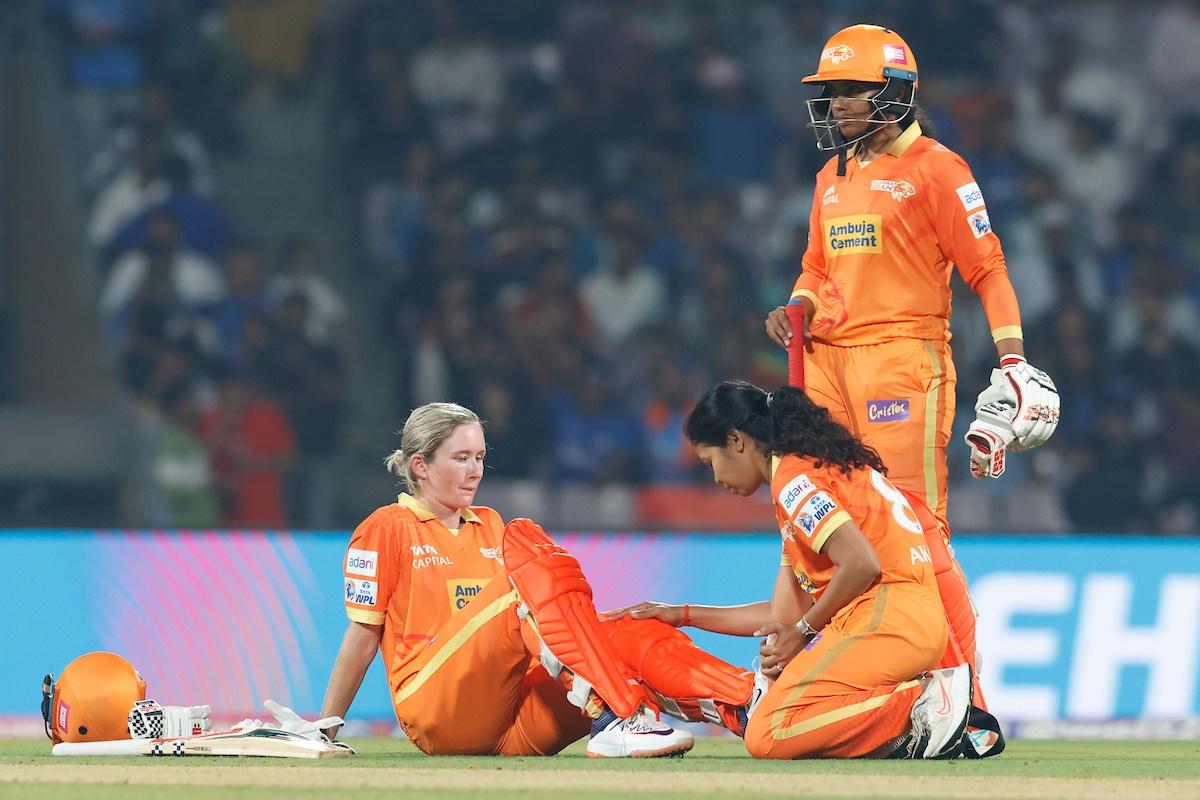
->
[681,605,691,627]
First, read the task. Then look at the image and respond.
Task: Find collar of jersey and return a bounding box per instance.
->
[771,454,782,480]
[851,120,922,163]
[397,492,482,524]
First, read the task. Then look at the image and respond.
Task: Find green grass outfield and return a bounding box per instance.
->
[1,737,1198,800]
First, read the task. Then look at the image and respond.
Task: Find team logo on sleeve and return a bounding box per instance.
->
[870,179,915,202]
[796,492,838,536]
[967,210,992,238]
[345,548,377,577]
[825,215,882,256]
[778,473,817,516]
[956,182,985,211]
[345,578,377,606]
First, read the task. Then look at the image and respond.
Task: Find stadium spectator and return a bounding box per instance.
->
[198,369,296,529]
[265,236,347,345]
[99,209,225,345]
[269,292,346,529]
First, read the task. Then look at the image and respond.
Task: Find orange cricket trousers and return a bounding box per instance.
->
[390,575,589,756]
[805,338,956,529]
[744,582,946,759]
[804,337,988,707]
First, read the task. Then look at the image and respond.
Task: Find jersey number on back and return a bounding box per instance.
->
[869,470,923,534]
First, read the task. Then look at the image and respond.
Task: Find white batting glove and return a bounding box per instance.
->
[128,699,213,739]
[999,355,1060,450]
[263,699,344,742]
[964,370,1016,479]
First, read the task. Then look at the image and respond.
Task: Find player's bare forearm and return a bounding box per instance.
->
[684,601,776,636]
[994,337,1024,359]
[319,621,382,737]
[804,523,881,630]
[770,565,814,625]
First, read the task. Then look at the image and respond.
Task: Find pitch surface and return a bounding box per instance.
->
[1,738,1197,799]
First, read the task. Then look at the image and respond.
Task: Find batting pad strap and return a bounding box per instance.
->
[502,518,644,719]
[603,617,754,706]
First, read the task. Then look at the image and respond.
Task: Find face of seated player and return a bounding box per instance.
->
[693,431,765,497]
[414,422,487,513]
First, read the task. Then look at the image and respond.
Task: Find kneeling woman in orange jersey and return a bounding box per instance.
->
[316,402,719,758]
[615,380,972,759]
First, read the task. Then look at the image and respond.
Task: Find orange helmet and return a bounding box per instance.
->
[803,25,920,157]
[803,24,918,87]
[45,652,146,743]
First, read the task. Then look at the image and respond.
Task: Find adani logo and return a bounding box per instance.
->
[345,548,377,577]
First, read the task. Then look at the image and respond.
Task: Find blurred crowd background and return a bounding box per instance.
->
[1,0,1198,534]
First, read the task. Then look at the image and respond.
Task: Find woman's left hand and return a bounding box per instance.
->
[754,622,809,677]
[602,602,684,626]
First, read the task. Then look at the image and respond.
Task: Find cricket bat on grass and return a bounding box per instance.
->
[52,723,353,758]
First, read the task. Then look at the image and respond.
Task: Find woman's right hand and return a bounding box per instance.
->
[602,602,684,626]
[764,300,814,352]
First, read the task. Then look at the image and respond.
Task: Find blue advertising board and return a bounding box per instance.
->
[2,531,1197,730]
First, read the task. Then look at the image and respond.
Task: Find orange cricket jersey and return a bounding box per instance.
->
[342,492,507,676]
[771,454,938,599]
[791,122,1023,347]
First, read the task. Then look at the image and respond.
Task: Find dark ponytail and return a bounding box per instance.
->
[685,380,886,477]
[766,386,886,475]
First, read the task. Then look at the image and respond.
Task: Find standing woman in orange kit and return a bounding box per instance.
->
[764,24,1060,704]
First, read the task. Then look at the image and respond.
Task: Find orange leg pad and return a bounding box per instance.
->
[603,617,753,731]
[502,518,645,719]
[902,488,988,711]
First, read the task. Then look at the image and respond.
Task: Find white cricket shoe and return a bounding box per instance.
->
[745,665,771,724]
[586,707,694,758]
[898,664,972,759]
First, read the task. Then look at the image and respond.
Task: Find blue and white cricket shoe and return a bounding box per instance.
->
[586,707,694,758]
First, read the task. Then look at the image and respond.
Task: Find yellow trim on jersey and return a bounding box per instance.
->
[397,492,482,525]
[346,607,385,625]
[810,510,852,553]
[789,288,819,308]
[990,325,1024,343]
[781,549,793,567]
[771,455,783,480]
[886,121,923,157]
[770,584,890,739]
[851,121,922,164]
[394,589,519,706]
[921,342,944,512]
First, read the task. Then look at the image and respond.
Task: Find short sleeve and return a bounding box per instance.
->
[774,465,853,555]
[343,511,401,624]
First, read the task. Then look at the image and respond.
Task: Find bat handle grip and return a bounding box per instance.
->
[785,301,807,390]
